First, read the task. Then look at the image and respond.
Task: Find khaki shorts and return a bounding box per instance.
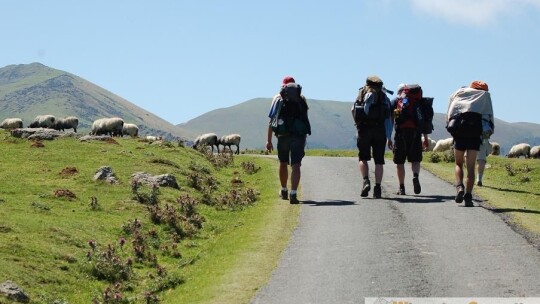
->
[477,139,492,161]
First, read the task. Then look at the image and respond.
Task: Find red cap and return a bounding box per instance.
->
[282,76,295,85]
[470,80,489,91]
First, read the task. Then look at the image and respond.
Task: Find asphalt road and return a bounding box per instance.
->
[251,156,540,304]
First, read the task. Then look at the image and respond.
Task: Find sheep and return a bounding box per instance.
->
[29,115,56,128]
[53,116,79,132]
[433,137,454,152]
[530,145,540,159]
[422,135,436,152]
[122,123,139,137]
[506,143,531,158]
[218,134,241,155]
[490,142,500,156]
[145,135,163,142]
[90,117,124,136]
[193,133,219,153]
[0,118,23,129]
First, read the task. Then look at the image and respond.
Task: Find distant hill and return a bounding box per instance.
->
[0,63,190,140]
[178,98,540,154]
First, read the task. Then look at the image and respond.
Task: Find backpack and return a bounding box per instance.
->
[270,83,311,136]
[392,85,434,134]
[446,111,482,138]
[353,87,389,127]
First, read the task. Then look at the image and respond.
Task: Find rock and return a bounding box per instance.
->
[10,128,66,140]
[131,172,180,189]
[0,280,30,303]
[93,166,119,184]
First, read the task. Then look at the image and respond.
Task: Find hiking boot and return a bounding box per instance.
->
[464,193,473,207]
[397,187,406,195]
[289,193,299,204]
[413,177,421,194]
[280,189,288,200]
[477,180,483,187]
[361,181,371,197]
[455,184,465,203]
[373,185,382,198]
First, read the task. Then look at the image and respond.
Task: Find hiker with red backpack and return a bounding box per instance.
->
[351,75,393,199]
[266,76,311,204]
[389,83,432,195]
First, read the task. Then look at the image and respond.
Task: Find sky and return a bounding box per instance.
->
[2,0,540,125]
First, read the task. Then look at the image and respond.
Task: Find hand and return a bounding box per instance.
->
[423,136,429,151]
[387,140,393,150]
[266,141,273,152]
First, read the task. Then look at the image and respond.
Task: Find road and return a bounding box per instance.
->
[251,156,540,304]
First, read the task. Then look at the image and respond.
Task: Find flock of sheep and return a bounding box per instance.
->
[426,136,540,159]
[1,115,141,138]
[193,133,242,155]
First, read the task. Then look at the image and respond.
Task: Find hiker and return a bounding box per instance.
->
[389,83,430,195]
[266,76,311,204]
[446,80,494,207]
[351,75,392,198]
[476,138,492,186]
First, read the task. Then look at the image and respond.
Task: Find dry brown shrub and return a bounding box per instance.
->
[54,189,77,200]
[31,140,45,148]
[60,167,79,177]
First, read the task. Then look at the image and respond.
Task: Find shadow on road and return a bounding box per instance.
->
[391,195,454,204]
[302,200,356,206]
[481,207,540,214]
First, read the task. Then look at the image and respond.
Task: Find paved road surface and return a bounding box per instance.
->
[252,156,540,304]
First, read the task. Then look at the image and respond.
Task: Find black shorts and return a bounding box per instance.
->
[393,128,423,164]
[356,126,386,165]
[277,135,306,165]
[453,136,481,151]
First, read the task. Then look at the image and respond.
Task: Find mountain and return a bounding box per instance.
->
[178,98,540,154]
[0,63,189,140]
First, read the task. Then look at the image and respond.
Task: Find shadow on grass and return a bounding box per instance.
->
[482,185,540,196]
[302,200,356,206]
[391,195,454,204]
[482,207,540,215]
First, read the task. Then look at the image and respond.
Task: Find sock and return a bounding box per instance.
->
[400,184,405,189]
[413,173,419,178]
[375,183,381,187]
[290,190,297,195]
[478,173,483,182]
[281,187,288,191]
[363,176,369,182]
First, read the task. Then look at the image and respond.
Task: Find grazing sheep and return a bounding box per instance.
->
[0,118,23,129]
[530,145,540,159]
[29,115,56,128]
[90,117,124,136]
[433,137,454,152]
[490,142,500,156]
[422,135,436,152]
[122,123,139,137]
[145,135,163,142]
[218,134,241,155]
[193,133,219,153]
[506,143,531,158]
[53,116,79,132]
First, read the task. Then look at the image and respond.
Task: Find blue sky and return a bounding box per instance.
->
[2,0,539,125]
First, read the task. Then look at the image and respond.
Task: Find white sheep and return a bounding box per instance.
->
[53,116,79,132]
[145,135,163,142]
[90,117,124,136]
[0,118,23,129]
[422,135,436,152]
[29,115,56,128]
[530,145,540,159]
[490,142,500,156]
[193,133,219,153]
[218,134,241,155]
[122,123,139,137]
[433,137,454,152]
[506,143,531,158]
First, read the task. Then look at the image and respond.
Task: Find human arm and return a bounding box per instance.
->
[266,124,274,152]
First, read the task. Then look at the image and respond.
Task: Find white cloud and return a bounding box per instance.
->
[410,0,540,26]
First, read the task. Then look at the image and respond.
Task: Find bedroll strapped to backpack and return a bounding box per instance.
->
[270,83,311,136]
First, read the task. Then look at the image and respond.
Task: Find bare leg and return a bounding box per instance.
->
[397,164,405,185]
[359,160,369,179]
[465,149,478,193]
[279,162,288,189]
[454,149,465,186]
[374,164,383,184]
[291,164,301,191]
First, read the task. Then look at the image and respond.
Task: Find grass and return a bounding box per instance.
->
[0,130,299,303]
[422,151,540,236]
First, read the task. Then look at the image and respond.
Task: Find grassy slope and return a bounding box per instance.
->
[0,130,299,303]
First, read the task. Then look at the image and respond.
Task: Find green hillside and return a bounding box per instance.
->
[0,63,190,140]
[0,130,297,303]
